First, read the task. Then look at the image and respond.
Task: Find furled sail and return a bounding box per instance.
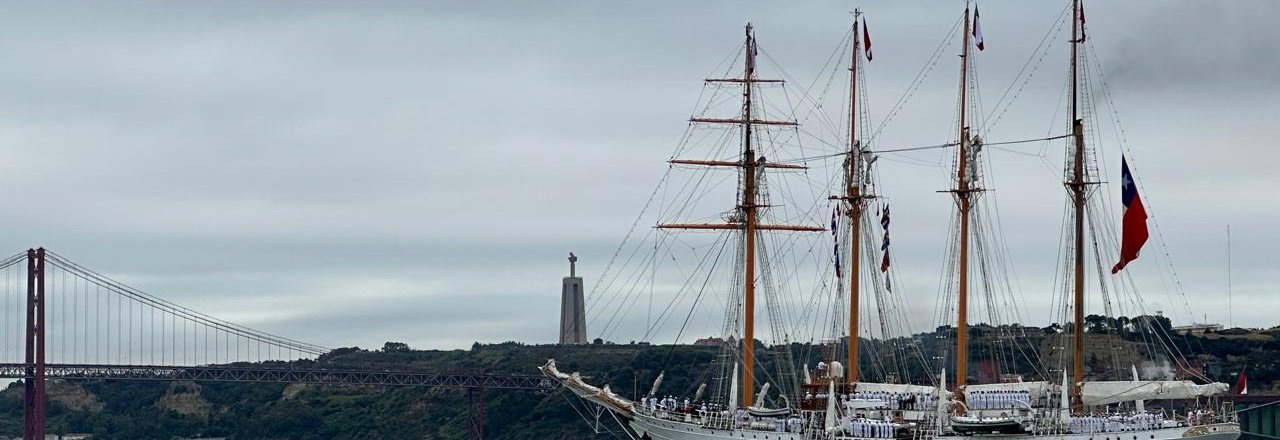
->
[539,359,636,415]
[1080,380,1228,406]
[856,382,951,396]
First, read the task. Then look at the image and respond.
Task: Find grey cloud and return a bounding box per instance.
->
[0,1,1271,353]
[1104,1,1280,91]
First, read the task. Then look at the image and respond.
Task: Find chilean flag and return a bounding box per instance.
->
[1111,157,1149,273]
[863,18,873,62]
[972,6,985,51]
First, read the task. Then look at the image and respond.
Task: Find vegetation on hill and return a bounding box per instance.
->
[0,322,1273,439]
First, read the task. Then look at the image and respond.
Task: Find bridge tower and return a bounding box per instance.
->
[559,253,586,344]
[467,387,485,440]
[23,248,45,440]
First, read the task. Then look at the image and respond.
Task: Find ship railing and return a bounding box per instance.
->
[637,404,739,429]
[1219,401,1239,424]
[639,404,813,434]
[701,410,732,430]
[1062,411,1186,434]
[801,413,827,440]
[912,413,940,440]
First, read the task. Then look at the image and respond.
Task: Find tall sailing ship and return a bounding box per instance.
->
[932,2,1239,440]
[539,3,1242,440]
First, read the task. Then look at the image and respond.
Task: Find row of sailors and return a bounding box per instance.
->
[846,418,897,439]
[804,391,940,410]
[645,396,752,424]
[641,399,796,432]
[1068,413,1167,433]
[964,390,1031,410]
[1188,409,1219,426]
[641,396,691,413]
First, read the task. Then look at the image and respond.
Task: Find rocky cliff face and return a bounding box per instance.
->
[281,383,310,400]
[46,380,103,412]
[155,381,212,420]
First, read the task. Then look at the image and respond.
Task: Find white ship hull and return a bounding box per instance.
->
[937,422,1239,440]
[544,359,1240,440]
[628,415,1239,440]
[626,398,1241,440]
[628,412,804,440]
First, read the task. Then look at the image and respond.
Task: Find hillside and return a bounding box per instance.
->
[0,319,1275,439]
[0,342,729,439]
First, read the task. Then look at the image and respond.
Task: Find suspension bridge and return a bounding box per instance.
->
[0,248,556,440]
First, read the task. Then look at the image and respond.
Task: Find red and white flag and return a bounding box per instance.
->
[863,18,873,62]
[1237,370,1249,395]
[972,6,985,51]
[1112,157,1149,273]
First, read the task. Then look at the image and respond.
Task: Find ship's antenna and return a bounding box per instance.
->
[1227,223,1232,328]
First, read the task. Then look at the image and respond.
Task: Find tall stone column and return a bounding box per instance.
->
[559,253,587,344]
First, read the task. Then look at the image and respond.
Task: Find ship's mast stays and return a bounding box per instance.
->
[658,24,821,408]
[845,8,865,386]
[952,3,977,407]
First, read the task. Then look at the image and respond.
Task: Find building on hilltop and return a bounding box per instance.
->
[559,253,587,344]
[693,337,725,346]
[1172,322,1223,336]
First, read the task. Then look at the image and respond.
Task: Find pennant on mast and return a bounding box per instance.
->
[832,206,843,279]
[879,204,891,272]
[1079,2,1087,42]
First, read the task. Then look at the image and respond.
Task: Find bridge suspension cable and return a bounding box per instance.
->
[1,249,330,370]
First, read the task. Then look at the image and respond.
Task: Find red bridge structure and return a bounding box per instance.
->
[1,248,554,440]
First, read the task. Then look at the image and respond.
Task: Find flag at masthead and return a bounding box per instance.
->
[972,6,985,50]
[863,18,873,61]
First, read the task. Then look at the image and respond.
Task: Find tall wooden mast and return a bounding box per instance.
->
[740,23,762,408]
[846,9,864,385]
[659,24,821,409]
[1068,0,1087,412]
[953,4,974,405]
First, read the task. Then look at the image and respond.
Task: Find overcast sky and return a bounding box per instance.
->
[0,1,1274,353]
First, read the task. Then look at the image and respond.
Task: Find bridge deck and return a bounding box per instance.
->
[0,363,558,391]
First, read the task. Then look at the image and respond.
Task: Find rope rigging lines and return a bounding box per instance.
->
[578,6,1225,410]
[1025,6,1216,385]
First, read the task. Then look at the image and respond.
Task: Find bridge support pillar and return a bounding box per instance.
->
[467,387,485,440]
[23,248,45,440]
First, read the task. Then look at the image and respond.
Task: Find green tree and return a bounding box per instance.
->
[381,341,411,352]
